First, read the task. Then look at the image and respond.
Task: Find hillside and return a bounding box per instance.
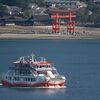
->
[0,0,100,24]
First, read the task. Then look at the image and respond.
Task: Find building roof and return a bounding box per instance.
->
[33,14,50,20]
[44,0,77,3]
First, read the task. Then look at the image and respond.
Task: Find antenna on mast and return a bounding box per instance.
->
[31,53,35,62]
[22,56,25,62]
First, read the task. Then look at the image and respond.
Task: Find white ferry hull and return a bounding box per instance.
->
[1,54,66,89]
[1,80,65,88]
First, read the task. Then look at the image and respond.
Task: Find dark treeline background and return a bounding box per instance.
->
[0,0,100,23]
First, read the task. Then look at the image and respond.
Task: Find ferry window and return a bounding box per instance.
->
[14,77,17,80]
[36,66,37,68]
[23,78,25,81]
[74,2,76,5]
[48,65,50,68]
[10,77,12,80]
[14,77,19,81]
[28,78,30,81]
[29,78,35,82]
[25,78,27,81]
[16,77,20,81]
[6,76,7,79]
[32,78,36,81]
[9,77,11,80]
[48,66,50,68]
[44,71,47,75]
[41,66,44,68]
[22,71,25,75]
[28,71,30,74]
[37,71,43,74]
[30,78,32,81]
[52,70,57,74]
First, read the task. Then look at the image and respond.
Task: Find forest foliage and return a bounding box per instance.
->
[0,0,100,23]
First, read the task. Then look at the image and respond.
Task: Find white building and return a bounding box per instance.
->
[6,6,22,15]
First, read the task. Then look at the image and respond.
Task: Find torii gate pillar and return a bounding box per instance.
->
[51,10,76,34]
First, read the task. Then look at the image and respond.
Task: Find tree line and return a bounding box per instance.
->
[0,0,100,23]
[77,0,100,23]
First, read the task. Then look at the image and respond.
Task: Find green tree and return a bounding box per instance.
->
[87,2,100,23]
[77,8,89,23]
[23,9,33,18]
[0,3,6,12]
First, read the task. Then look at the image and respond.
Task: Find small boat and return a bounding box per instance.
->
[1,54,66,88]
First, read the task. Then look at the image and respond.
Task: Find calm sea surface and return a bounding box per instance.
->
[0,39,100,100]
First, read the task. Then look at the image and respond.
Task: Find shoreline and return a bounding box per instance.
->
[0,34,100,39]
[0,26,100,39]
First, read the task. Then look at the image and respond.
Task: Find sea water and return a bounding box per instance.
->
[0,39,100,100]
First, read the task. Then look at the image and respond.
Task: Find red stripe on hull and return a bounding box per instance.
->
[1,80,65,87]
[48,81,64,86]
[1,80,47,87]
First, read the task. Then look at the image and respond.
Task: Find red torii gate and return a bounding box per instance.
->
[50,9,76,33]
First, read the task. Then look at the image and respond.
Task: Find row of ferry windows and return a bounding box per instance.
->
[6,76,36,81]
[15,64,52,68]
[36,65,51,68]
[15,65,52,68]
[15,71,31,75]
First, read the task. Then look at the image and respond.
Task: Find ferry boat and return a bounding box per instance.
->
[1,54,66,88]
